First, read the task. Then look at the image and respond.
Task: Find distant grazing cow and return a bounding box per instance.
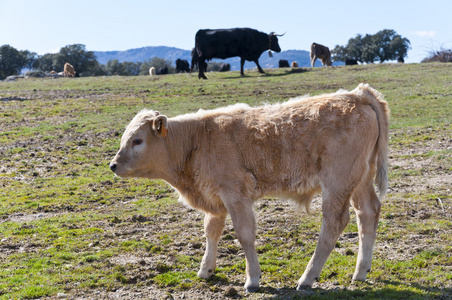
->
[156,67,168,75]
[310,43,332,67]
[397,56,405,63]
[63,62,76,77]
[278,59,290,68]
[291,61,299,68]
[176,59,190,73]
[219,63,231,72]
[345,58,358,66]
[192,27,284,79]
[110,83,390,293]
[149,67,156,76]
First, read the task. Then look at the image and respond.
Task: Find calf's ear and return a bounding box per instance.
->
[152,115,168,138]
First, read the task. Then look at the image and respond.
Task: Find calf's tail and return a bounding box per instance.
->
[353,83,390,197]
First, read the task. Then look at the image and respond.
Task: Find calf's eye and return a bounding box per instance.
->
[132,139,143,146]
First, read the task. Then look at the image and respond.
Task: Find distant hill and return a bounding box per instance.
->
[94,46,342,70]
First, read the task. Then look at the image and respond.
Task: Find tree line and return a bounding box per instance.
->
[331,29,411,64]
[0,44,176,80]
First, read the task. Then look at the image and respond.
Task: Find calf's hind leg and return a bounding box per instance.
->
[351,180,381,282]
[198,213,226,279]
[297,189,351,289]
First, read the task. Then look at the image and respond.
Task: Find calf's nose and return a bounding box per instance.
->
[109,163,117,172]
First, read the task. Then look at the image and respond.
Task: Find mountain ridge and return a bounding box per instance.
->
[94,46,338,70]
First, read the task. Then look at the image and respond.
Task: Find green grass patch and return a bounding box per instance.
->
[0,63,451,299]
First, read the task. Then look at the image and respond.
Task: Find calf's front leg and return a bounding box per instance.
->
[198,213,226,279]
[222,196,261,292]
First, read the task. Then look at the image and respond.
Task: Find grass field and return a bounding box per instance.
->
[0,63,451,299]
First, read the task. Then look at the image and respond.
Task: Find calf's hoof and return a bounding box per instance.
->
[197,268,214,279]
[352,268,370,282]
[352,276,367,283]
[244,279,260,293]
[296,283,312,291]
[296,276,316,290]
[245,285,259,293]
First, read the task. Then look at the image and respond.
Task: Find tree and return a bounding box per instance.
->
[56,44,98,76]
[105,59,125,75]
[33,44,99,75]
[331,45,347,62]
[390,35,411,59]
[361,34,379,64]
[345,34,364,63]
[148,57,174,74]
[87,61,107,76]
[0,44,26,79]
[331,29,411,63]
[373,29,397,62]
[34,53,59,72]
[139,59,152,75]
[19,50,38,70]
[122,61,141,76]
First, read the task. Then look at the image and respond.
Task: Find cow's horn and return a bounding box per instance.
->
[275,32,286,37]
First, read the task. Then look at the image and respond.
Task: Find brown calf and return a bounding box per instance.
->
[310,43,332,67]
[110,84,389,292]
[63,62,76,77]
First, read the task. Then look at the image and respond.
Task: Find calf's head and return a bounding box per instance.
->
[109,110,168,178]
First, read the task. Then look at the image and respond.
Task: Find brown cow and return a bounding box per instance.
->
[63,62,76,77]
[310,43,332,67]
[109,84,389,292]
[291,61,299,68]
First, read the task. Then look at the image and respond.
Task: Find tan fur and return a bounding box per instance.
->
[110,83,390,292]
[63,62,75,77]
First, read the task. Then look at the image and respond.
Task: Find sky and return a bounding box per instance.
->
[1,0,451,63]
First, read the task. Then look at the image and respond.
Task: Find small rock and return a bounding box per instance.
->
[132,214,148,222]
[345,249,354,256]
[89,241,100,247]
[111,216,121,224]
[224,287,238,297]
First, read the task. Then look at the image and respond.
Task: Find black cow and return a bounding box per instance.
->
[397,56,405,63]
[176,59,190,73]
[345,58,358,66]
[156,67,168,75]
[192,27,284,79]
[279,59,290,68]
[219,63,231,72]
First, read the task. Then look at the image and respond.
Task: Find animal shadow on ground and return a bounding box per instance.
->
[378,281,452,300]
[238,281,452,299]
[0,97,28,101]
[222,68,308,80]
